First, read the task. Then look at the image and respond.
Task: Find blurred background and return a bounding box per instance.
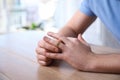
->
[0,0,120,48]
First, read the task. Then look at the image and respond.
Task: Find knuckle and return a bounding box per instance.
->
[62,54,67,60]
[43,57,48,61]
[37,55,47,61]
[43,58,48,62]
[53,54,57,57]
[73,38,78,42]
[36,47,47,56]
[42,49,46,53]
[46,44,58,52]
[35,47,39,53]
[38,40,44,47]
[52,47,58,52]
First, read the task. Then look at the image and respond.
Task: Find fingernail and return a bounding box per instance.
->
[43,36,49,41]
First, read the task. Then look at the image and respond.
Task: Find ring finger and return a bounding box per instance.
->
[43,36,65,50]
[38,40,59,52]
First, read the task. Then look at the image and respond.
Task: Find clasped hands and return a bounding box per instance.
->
[36,32,94,71]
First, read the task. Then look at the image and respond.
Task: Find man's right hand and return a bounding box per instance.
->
[35,39,60,66]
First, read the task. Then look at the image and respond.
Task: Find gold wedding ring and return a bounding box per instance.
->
[56,40,61,47]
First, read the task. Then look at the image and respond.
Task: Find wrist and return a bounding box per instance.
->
[83,52,97,72]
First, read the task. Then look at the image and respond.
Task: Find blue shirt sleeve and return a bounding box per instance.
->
[79,0,95,16]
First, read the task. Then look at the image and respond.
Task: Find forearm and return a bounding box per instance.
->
[86,53,120,73]
[58,26,78,37]
[58,10,96,37]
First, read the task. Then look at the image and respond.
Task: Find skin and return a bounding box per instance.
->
[36,10,96,65]
[36,10,120,73]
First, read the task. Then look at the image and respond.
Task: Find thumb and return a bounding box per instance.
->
[77,34,89,46]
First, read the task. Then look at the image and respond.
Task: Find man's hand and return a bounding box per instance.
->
[35,38,62,66]
[43,32,94,71]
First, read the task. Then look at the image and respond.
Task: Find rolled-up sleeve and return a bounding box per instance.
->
[79,0,95,16]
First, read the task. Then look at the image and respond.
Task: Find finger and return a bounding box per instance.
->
[37,55,49,61]
[38,40,59,52]
[36,47,46,55]
[38,61,46,66]
[45,52,63,60]
[77,34,89,46]
[43,36,66,50]
[38,60,53,66]
[37,40,44,47]
[47,32,69,44]
[43,36,61,47]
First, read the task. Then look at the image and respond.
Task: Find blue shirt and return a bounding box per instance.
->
[79,0,120,43]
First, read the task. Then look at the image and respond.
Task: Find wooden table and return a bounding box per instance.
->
[0,31,120,80]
